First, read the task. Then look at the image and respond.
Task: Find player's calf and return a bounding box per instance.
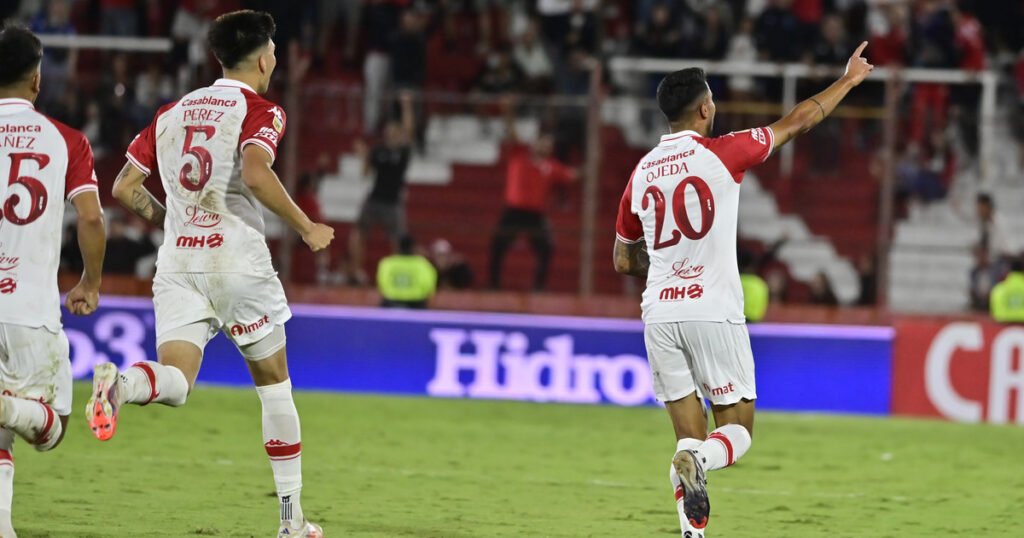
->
[0,396,64,451]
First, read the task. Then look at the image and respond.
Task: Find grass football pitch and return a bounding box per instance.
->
[10,383,1024,537]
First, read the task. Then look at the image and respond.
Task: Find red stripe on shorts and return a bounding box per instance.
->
[707,432,734,466]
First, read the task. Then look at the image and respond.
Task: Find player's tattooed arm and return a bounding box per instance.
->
[112,162,166,228]
[613,239,650,278]
[769,41,874,151]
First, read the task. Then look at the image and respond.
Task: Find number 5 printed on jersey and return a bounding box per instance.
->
[179,125,216,192]
[0,152,50,226]
[642,176,715,250]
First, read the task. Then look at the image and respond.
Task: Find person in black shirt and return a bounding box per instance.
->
[346,93,414,285]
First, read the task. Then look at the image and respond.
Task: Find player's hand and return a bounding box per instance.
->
[843,41,874,86]
[65,281,100,316]
[302,222,335,252]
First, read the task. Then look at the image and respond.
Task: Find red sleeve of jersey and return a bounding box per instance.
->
[126,102,175,176]
[47,118,98,201]
[240,94,286,163]
[696,126,774,182]
[615,170,643,243]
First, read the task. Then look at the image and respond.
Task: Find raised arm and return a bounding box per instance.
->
[112,162,166,228]
[613,238,650,279]
[241,145,334,252]
[768,41,874,150]
[65,191,106,315]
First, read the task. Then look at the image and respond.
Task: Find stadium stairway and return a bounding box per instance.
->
[888,121,1024,312]
[277,108,861,302]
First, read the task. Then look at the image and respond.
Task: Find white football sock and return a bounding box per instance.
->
[256,379,304,526]
[0,430,13,529]
[696,424,752,471]
[0,396,62,451]
[120,362,189,406]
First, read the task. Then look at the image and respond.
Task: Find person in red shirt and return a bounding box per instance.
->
[489,104,577,290]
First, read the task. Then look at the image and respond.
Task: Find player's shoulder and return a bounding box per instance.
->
[34,112,89,149]
[700,126,772,148]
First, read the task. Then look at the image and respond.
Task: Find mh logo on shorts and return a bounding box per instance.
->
[0,277,16,294]
[230,314,270,336]
[175,233,224,249]
[659,284,704,302]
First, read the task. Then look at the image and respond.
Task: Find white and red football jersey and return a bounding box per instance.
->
[127,78,286,276]
[615,127,774,324]
[0,98,98,331]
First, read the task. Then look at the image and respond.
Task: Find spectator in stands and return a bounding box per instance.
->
[81,100,107,159]
[363,0,404,135]
[429,239,474,290]
[347,93,415,286]
[170,1,215,93]
[296,158,338,286]
[909,0,956,142]
[739,252,769,322]
[809,272,839,306]
[30,0,76,109]
[473,48,524,95]
[970,245,998,311]
[725,18,758,100]
[950,1,985,156]
[104,214,157,277]
[633,2,683,58]
[692,4,730,60]
[390,8,428,149]
[132,61,173,130]
[100,0,138,36]
[857,253,877,306]
[896,142,946,205]
[489,103,577,291]
[377,235,438,309]
[990,259,1024,323]
[976,193,1018,268]
[514,18,553,93]
[755,0,801,62]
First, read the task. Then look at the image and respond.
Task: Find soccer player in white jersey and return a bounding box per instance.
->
[0,26,106,537]
[85,11,333,538]
[614,43,874,536]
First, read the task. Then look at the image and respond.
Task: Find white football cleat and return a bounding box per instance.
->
[278,520,323,537]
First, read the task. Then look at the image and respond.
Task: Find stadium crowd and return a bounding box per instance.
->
[2,0,1022,310]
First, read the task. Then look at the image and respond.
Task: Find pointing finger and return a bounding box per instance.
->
[853,40,868,58]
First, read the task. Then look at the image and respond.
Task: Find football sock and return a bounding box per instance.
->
[0,396,61,451]
[120,361,189,406]
[672,438,703,533]
[696,424,752,472]
[256,379,304,526]
[0,430,13,528]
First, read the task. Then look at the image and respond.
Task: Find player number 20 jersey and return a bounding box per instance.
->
[0,98,98,331]
[615,127,774,324]
[127,79,286,276]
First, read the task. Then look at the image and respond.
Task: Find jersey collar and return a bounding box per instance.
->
[211,78,256,93]
[0,98,35,114]
[659,130,700,146]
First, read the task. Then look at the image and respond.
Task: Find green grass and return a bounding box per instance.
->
[10,383,1024,537]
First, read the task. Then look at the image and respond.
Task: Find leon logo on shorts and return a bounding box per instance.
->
[230,314,270,336]
[0,253,19,271]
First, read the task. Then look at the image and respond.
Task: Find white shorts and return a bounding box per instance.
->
[643,321,756,405]
[153,272,292,352]
[0,323,72,416]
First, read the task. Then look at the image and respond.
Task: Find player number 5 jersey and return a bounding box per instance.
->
[615,127,774,324]
[0,98,98,331]
[127,79,286,276]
